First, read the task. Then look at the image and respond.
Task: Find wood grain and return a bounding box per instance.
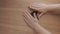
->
[0,0,60,34]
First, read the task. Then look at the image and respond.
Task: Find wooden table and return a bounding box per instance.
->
[0,0,60,34]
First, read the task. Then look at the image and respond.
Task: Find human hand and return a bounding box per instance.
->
[28,3,48,18]
[22,11,52,34]
[28,3,48,13]
[23,11,40,29]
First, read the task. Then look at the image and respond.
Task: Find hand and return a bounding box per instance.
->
[28,3,48,13]
[28,3,48,17]
[23,11,40,29]
[22,11,52,34]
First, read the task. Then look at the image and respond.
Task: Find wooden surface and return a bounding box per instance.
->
[0,0,60,34]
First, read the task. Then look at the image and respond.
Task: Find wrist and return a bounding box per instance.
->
[47,4,59,11]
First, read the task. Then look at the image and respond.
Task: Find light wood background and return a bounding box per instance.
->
[0,0,60,34]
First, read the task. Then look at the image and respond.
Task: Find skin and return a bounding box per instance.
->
[29,3,60,15]
[22,3,60,34]
[22,11,52,34]
[28,3,48,17]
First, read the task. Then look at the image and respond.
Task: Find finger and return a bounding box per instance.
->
[33,13,37,19]
[24,11,34,20]
[23,13,31,24]
[39,12,46,18]
[23,11,31,19]
[36,13,40,20]
[39,13,44,17]
[26,11,33,17]
[23,16,32,26]
[23,11,38,23]
[23,12,30,21]
[23,15,33,27]
[23,12,33,23]
[23,16,29,24]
